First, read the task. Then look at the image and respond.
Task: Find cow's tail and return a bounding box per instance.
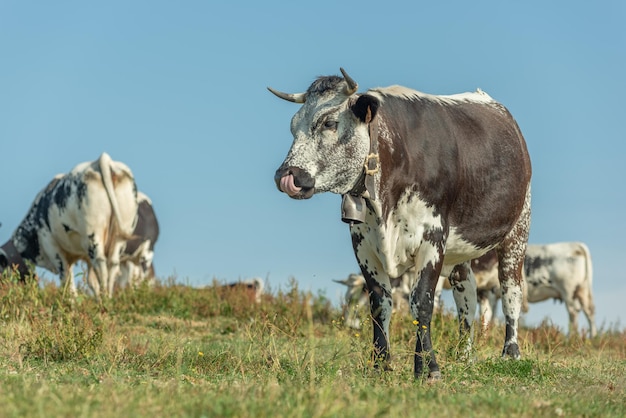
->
[99,152,135,240]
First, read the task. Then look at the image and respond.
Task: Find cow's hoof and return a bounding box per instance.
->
[372,362,393,372]
[502,343,521,359]
[427,371,442,382]
[414,370,441,381]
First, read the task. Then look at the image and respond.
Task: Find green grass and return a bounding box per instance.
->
[0,274,624,417]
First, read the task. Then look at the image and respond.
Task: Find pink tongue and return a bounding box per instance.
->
[280,174,301,196]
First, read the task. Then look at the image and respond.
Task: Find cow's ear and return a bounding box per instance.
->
[350,94,380,124]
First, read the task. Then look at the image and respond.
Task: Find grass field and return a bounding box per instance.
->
[0,275,624,418]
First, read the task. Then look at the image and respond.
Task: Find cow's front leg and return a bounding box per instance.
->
[361,270,393,369]
[448,262,477,358]
[409,243,445,380]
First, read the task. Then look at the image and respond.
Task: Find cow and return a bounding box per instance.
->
[467,243,596,337]
[524,242,596,337]
[0,153,138,300]
[334,274,369,329]
[269,68,532,380]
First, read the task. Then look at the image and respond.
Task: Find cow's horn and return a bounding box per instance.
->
[267,87,306,103]
[340,68,358,95]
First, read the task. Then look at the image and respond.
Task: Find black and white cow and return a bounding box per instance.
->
[118,191,160,288]
[524,242,596,337]
[270,68,532,380]
[0,153,138,299]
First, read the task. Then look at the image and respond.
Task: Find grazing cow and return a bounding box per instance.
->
[0,153,138,299]
[118,191,160,288]
[270,68,532,379]
[467,243,596,337]
[334,274,369,329]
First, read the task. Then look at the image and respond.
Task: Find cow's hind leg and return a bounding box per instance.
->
[498,186,531,359]
[581,294,597,338]
[86,266,101,300]
[106,240,126,298]
[87,235,109,301]
[477,287,498,331]
[565,298,581,337]
[448,262,477,359]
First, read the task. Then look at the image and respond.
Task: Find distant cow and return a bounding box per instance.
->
[0,153,138,299]
[334,274,368,329]
[270,68,532,379]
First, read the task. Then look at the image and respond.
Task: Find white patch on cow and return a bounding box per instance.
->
[368,85,496,106]
[354,191,443,278]
[353,189,496,281]
[443,229,491,272]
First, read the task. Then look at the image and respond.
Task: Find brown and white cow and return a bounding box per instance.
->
[0,153,138,300]
[270,68,532,379]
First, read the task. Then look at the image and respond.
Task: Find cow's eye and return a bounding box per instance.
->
[323,120,338,130]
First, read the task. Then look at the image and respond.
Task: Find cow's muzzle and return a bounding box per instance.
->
[274,166,315,199]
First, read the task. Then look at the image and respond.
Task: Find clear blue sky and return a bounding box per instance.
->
[1,2,624,332]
